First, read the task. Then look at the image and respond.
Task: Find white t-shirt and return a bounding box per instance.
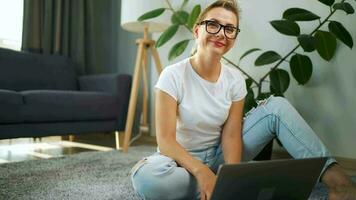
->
[155,58,247,151]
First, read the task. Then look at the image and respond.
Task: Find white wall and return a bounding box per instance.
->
[0,0,23,50]
[149,0,356,159]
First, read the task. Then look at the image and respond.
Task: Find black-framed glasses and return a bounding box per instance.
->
[197,20,240,39]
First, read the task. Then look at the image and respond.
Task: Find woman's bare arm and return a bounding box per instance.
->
[155,89,207,176]
[221,98,245,164]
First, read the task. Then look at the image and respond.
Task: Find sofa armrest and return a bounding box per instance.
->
[78,74,132,130]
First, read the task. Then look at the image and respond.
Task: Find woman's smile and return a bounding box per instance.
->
[209,39,226,48]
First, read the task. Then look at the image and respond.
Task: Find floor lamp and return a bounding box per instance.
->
[120,0,169,153]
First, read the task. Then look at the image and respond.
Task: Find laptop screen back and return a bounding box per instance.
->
[211,157,327,200]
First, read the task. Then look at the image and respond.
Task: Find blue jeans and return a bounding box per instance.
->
[130,96,336,200]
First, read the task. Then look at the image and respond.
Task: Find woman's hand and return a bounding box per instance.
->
[194,165,217,200]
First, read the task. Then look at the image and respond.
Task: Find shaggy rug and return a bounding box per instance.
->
[0,145,353,200]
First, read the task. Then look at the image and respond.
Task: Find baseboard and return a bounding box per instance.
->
[335,156,356,171]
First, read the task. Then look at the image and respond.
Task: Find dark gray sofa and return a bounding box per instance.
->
[0,47,131,148]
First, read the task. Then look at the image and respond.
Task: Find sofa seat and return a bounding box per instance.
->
[21,90,120,123]
[0,90,120,124]
[0,89,24,123]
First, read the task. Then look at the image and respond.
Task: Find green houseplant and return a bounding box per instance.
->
[139,0,355,159]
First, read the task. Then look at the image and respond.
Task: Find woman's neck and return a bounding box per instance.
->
[190,52,221,83]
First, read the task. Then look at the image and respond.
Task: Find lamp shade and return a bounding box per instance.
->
[121,0,170,33]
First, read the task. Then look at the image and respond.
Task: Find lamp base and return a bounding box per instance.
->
[122,34,163,153]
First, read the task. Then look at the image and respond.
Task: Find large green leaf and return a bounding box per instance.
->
[138,8,165,21]
[328,21,353,49]
[168,40,190,61]
[270,69,290,95]
[283,8,320,21]
[239,48,261,62]
[171,11,189,25]
[270,20,300,36]
[290,54,313,85]
[255,51,282,66]
[298,34,316,52]
[269,84,285,97]
[187,5,201,30]
[156,25,179,48]
[318,0,335,6]
[314,30,337,61]
[333,2,354,14]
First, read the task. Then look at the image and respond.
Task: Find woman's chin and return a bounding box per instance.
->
[199,45,228,57]
[208,48,226,56]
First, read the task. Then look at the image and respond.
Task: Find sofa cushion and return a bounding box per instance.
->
[0,48,78,91]
[21,90,119,123]
[0,89,24,123]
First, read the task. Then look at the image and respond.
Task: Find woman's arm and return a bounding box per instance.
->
[221,98,245,164]
[155,89,208,175]
[156,89,217,200]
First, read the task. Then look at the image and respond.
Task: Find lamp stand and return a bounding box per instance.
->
[121,28,162,153]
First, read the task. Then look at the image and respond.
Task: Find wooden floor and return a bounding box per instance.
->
[1,133,355,176]
[0,132,145,163]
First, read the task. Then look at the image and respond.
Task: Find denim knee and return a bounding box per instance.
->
[263,96,291,115]
[131,154,196,200]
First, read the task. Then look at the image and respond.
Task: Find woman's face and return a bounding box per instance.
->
[194,7,238,57]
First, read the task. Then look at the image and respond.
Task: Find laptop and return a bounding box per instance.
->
[210,157,327,200]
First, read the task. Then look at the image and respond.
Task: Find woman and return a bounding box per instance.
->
[131,1,355,199]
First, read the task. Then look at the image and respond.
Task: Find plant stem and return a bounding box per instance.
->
[257,0,343,96]
[165,0,174,12]
[259,44,300,82]
[309,1,342,36]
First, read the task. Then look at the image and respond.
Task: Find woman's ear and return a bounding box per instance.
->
[193,25,199,39]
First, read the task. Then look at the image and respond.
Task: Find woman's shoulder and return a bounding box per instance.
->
[164,58,189,71]
[161,58,189,78]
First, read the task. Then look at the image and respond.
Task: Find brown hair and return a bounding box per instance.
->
[195,0,240,27]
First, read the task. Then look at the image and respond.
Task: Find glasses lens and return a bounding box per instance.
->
[224,26,237,39]
[206,21,220,34]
